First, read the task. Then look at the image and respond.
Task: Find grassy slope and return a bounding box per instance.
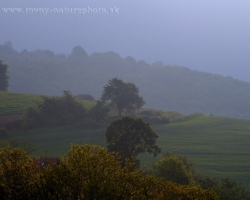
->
[1,115,250,186]
[1,92,250,186]
[0,91,43,116]
[0,91,95,116]
[158,116,250,185]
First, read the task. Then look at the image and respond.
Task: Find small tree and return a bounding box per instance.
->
[0,61,9,91]
[153,152,195,185]
[101,78,145,117]
[105,117,161,166]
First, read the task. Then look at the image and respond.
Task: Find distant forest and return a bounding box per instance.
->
[1,41,250,119]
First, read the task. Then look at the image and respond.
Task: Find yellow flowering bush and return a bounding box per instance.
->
[0,144,218,200]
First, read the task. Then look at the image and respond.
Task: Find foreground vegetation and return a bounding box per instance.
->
[0,144,218,200]
[1,114,250,187]
[1,91,250,198]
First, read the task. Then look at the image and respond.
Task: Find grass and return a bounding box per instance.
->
[1,92,250,186]
[0,91,95,116]
[0,91,43,116]
[0,127,106,157]
[1,115,250,186]
[150,116,250,186]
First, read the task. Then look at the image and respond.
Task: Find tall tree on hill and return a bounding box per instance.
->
[0,61,9,91]
[101,78,145,117]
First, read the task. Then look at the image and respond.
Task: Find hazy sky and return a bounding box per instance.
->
[1,0,250,81]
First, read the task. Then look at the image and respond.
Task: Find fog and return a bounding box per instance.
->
[1,0,250,81]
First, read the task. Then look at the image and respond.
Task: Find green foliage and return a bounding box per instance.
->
[105,117,161,166]
[22,92,110,129]
[88,100,110,122]
[153,152,195,185]
[0,61,9,91]
[2,114,250,187]
[101,78,145,117]
[0,146,39,199]
[0,91,95,117]
[24,90,87,127]
[0,144,218,200]
[197,176,250,200]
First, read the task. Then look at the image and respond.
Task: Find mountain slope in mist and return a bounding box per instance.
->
[1,43,250,119]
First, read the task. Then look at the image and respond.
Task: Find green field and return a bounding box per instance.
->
[1,92,250,187]
[1,115,250,186]
[0,91,43,116]
[152,116,250,186]
[0,91,95,116]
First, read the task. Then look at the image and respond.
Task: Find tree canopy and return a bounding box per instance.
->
[0,144,218,200]
[71,45,88,57]
[105,117,161,165]
[153,152,195,185]
[101,78,145,117]
[0,61,9,91]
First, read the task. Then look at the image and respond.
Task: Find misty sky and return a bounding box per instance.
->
[1,0,250,81]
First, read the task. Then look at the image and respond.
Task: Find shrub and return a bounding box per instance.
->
[0,146,39,199]
[0,144,219,200]
[88,100,110,122]
[24,91,87,127]
[153,152,195,185]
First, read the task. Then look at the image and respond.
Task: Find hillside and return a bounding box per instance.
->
[0,92,42,116]
[0,91,98,117]
[1,43,250,119]
[1,114,250,186]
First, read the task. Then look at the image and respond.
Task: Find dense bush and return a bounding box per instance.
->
[0,146,39,199]
[153,152,195,185]
[197,176,250,200]
[24,91,87,128]
[88,100,110,123]
[23,92,111,130]
[0,144,218,200]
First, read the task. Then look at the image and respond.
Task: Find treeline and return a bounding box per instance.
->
[2,41,250,119]
[0,144,218,200]
[16,90,168,132]
[1,143,250,199]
